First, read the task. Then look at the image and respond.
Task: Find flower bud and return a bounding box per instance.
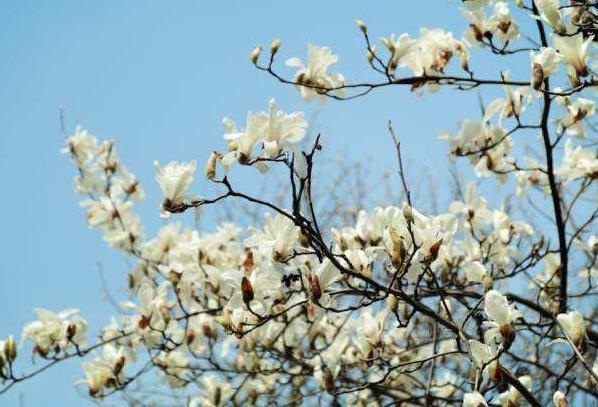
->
[366,46,377,63]
[5,336,16,363]
[323,368,335,393]
[309,275,322,301]
[403,204,413,222]
[250,45,262,65]
[241,276,254,304]
[387,294,398,313]
[113,356,126,376]
[532,63,544,91]
[553,391,568,407]
[204,151,220,181]
[356,20,367,35]
[270,39,281,56]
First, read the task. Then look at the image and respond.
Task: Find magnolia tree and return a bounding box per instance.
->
[2,1,598,406]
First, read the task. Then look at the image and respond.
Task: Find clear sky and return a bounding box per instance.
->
[0,1,535,405]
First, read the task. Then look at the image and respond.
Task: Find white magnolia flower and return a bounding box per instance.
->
[484,290,521,326]
[245,212,300,262]
[400,28,467,78]
[22,308,87,355]
[556,97,596,138]
[556,139,598,183]
[463,391,489,407]
[483,290,521,344]
[154,160,197,213]
[484,73,532,122]
[462,8,489,47]
[463,261,489,284]
[63,127,101,166]
[487,2,519,45]
[497,375,532,406]
[530,47,561,89]
[553,390,567,407]
[535,0,565,33]
[249,98,307,158]
[556,310,587,345]
[553,32,594,79]
[286,44,345,103]
[223,100,307,166]
[82,344,126,396]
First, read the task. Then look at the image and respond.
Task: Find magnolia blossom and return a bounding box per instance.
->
[530,47,561,90]
[556,97,596,138]
[483,290,521,344]
[222,99,307,167]
[553,32,594,81]
[22,308,87,356]
[63,127,101,167]
[556,310,587,345]
[286,44,345,102]
[497,375,532,406]
[468,339,499,382]
[154,160,197,214]
[487,2,519,45]
[462,8,489,47]
[463,391,488,407]
[400,28,469,79]
[535,0,566,33]
[82,344,126,396]
[245,212,300,262]
[441,119,515,181]
[484,73,532,122]
[556,139,598,183]
[553,391,567,407]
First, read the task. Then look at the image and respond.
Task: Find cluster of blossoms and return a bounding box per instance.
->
[63,128,144,251]
[2,1,598,406]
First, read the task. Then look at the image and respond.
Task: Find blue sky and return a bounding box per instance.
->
[0,1,536,405]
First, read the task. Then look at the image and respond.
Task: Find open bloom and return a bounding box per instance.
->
[154,160,197,213]
[82,344,126,396]
[222,99,307,167]
[556,97,596,138]
[286,44,345,103]
[498,375,532,406]
[556,139,598,183]
[250,99,307,157]
[22,308,87,356]
[463,391,488,407]
[553,32,594,80]
[557,310,587,345]
[487,2,519,45]
[535,0,565,33]
[483,290,521,344]
[530,47,561,90]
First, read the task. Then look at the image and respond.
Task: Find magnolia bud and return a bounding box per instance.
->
[66,323,77,341]
[5,336,16,363]
[309,275,322,301]
[366,46,377,63]
[323,368,335,393]
[204,151,220,181]
[241,276,254,304]
[532,63,544,91]
[387,294,398,313]
[250,45,262,65]
[553,391,568,407]
[113,356,126,376]
[270,39,281,56]
[380,37,395,54]
[403,204,413,222]
[356,20,367,35]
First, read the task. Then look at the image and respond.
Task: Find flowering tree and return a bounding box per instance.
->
[2,1,598,406]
